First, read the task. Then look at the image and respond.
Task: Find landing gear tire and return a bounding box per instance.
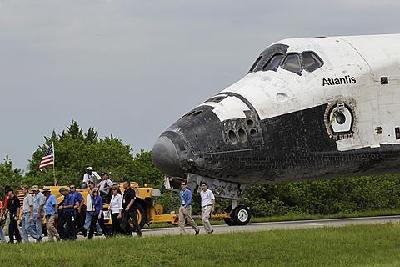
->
[223,218,235,226]
[224,205,251,226]
[231,206,251,225]
[223,206,234,225]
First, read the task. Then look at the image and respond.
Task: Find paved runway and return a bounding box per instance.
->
[142,215,400,236]
[6,215,400,243]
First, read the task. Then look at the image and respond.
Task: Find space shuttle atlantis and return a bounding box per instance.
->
[152,33,400,223]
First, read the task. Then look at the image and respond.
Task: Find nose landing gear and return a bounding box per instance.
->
[223,201,251,226]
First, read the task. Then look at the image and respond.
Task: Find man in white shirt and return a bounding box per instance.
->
[20,186,34,242]
[199,181,215,234]
[82,167,101,188]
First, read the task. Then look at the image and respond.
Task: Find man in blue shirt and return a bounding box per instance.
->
[58,188,78,240]
[43,187,59,241]
[69,185,84,235]
[178,181,199,235]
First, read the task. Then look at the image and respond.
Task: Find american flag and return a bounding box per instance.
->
[39,143,54,170]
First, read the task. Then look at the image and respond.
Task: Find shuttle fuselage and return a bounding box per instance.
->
[152,34,400,187]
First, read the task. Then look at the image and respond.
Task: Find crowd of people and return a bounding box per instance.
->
[0,167,142,243]
[0,167,217,244]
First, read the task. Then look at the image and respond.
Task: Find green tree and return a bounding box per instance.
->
[0,157,23,197]
[130,150,163,187]
[26,120,141,186]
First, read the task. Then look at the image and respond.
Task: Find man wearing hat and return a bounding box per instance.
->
[31,185,46,242]
[43,187,59,241]
[82,167,101,188]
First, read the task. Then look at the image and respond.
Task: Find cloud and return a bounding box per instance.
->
[336,0,400,8]
[0,0,399,169]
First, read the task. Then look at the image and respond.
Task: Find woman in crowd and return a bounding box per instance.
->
[87,188,103,239]
[0,200,5,243]
[109,187,123,236]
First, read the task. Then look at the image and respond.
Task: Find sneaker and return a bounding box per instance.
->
[207,230,213,234]
[195,229,200,235]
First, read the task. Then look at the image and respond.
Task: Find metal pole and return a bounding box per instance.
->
[52,142,57,186]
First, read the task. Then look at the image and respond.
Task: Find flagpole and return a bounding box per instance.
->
[52,142,57,186]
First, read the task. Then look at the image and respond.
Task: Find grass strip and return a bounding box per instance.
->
[2,223,400,266]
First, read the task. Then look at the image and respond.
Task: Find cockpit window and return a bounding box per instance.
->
[248,43,324,75]
[249,56,262,72]
[206,95,226,103]
[301,51,324,72]
[249,43,289,73]
[262,53,284,72]
[282,53,302,75]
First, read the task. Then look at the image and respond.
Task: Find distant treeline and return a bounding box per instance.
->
[244,174,400,217]
[0,120,163,197]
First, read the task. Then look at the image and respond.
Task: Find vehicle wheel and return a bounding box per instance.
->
[42,224,47,236]
[224,217,235,226]
[129,203,147,229]
[102,224,113,237]
[223,206,235,226]
[231,206,251,225]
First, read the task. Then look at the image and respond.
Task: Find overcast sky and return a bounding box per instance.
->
[1,0,399,171]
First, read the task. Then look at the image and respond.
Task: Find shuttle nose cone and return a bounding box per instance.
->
[152,135,184,177]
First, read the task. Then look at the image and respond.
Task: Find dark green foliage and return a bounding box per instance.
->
[0,158,23,197]
[244,174,400,217]
[157,190,181,213]
[26,120,162,187]
[130,150,163,187]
